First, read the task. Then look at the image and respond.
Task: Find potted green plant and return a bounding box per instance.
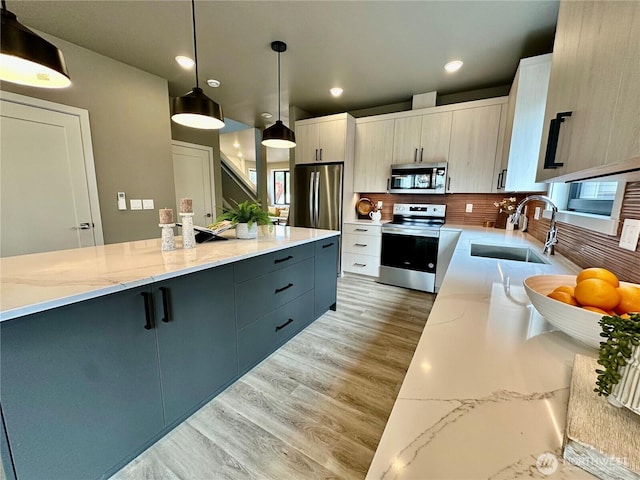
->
[594,312,640,414]
[215,201,272,239]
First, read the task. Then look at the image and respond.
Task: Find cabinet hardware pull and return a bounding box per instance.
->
[275,283,294,294]
[446,177,451,191]
[413,148,418,163]
[274,255,293,264]
[159,287,172,323]
[141,292,155,330]
[319,148,323,161]
[354,262,367,267]
[322,242,334,248]
[501,169,507,189]
[543,111,572,169]
[420,147,424,162]
[496,170,504,189]
[387,178,390,192]
[314,149,317,161]
[354,228,368,232]
[354,243,368,247]
[275,318,294,331]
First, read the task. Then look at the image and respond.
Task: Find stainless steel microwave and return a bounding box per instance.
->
[389,162,447,194]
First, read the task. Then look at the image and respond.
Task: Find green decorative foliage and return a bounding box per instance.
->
[216,201,272,228]
[594,312,640,396]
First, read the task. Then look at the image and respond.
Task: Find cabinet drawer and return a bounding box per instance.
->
[234,242,314,283]
[343,233,381,256]
[237,290,314,373]
[342,252,380,277]
[235,258,314,329]
[343,223,381,236]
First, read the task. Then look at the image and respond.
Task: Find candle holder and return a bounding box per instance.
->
[180,213,196,249]
[159,223,176,251]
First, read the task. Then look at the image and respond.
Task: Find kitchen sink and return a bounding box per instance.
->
[469,243,548,264]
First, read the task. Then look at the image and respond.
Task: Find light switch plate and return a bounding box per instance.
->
[130,199,143,210]
[619,218,640,251]
[142,199,154,210]
[117,192,126,210]
[465,203,473,213]
[534,207,541,220]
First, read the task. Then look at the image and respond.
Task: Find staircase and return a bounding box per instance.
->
[220,153,258,209]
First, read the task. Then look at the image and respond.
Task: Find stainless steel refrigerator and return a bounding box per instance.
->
[293,162,343,230]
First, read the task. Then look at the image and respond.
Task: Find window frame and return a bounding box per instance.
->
[272,169,290,206]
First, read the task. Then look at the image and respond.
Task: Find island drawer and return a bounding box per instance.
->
[234,242,314,283]
[237,290,314,373]
[235,257,314,329]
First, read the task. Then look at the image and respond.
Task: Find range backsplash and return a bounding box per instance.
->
[358,184,640,284]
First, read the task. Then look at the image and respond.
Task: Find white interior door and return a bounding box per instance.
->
[171,141,216,226]
[0,93,103,257]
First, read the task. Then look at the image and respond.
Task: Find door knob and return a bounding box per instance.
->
[205,213,212,218]
[72,223,92,230]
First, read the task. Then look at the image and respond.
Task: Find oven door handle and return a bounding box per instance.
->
[382,228,439,238]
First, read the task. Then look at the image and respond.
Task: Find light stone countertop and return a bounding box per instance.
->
[0,226,339,322]
[366,226,598,480]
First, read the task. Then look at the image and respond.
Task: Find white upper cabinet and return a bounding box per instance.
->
[447,104,504,193]
[392,112,452,164]
[295,114,352,164]
[537,0,640,182]
[353,118,395,192]
[499,54,551,192]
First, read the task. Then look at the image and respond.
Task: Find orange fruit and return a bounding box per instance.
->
[574,278,621,310]
[614,285,640,315]
[576,267,619,288]
[581,306,614,315]
[547,291,579,306]
[553,285,576,297]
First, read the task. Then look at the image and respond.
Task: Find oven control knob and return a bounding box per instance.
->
[428,263,435,269]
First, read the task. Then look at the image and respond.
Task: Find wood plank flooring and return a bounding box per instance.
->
[111,274,434,480]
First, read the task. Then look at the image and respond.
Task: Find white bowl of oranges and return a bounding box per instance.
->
[523,268,640,349]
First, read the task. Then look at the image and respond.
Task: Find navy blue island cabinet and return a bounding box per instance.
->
[0,237,339,480]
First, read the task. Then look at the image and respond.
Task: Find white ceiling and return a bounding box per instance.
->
[8,0,559,132]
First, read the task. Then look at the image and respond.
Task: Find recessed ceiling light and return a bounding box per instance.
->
[207,79,221,88]
[261,112,273,119]
[444,60,463,73]
[237,152,243,158]
[175,55,195,69]
[233,142,240,148]
[330,87,343,97]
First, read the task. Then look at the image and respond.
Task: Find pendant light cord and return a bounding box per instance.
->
[277,49,281,120]
[1,0,7,12]
[191,0,199,89]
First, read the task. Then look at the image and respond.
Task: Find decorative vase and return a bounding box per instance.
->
[495,211,509,229]
[235,223,258,239]
[608,345,640,415]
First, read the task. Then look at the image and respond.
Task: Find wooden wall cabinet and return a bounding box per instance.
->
[447,104,505,193]
[353,118,395,192]
[295,113,354,164]
[537,0,640,183]
[392,111,452,165]
[497,54,551,192]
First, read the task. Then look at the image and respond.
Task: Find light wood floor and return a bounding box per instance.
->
[111,274,434,480]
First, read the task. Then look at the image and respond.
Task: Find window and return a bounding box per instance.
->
[566,181,617,216]
[248,168,257,185]
[273,170,290,205]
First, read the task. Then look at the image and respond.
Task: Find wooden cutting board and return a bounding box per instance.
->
[564,354,640,479]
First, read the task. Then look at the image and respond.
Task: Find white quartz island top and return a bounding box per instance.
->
[0,226,339,322]
[367,226,599,479]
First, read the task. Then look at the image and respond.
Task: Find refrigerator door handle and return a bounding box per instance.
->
[314,171,320,228]
[309,172,315,227]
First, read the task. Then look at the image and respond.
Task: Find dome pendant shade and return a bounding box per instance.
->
[262,120,296,148]
[261,40,296,149]
[172,87,225,130]
[0,8,71,88]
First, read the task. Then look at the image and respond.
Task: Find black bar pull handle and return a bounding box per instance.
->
[274,255,293,264]
[141,292,155,330]
[387,178,390,191]
[354,228,368,232]
[501,169,507,189]
[354,243,368,247]
[543,111,572,169]
[420,147,424,163]
[275,318,294,331]
[275,283,294,294]
[496,170,504,189]
[159,287,172,323]
[322,242,334,248]
[413,148,418,163]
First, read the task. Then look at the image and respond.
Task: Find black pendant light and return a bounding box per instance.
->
[262,41,296,149]
[171,0,224,130]
[0,0,71,88]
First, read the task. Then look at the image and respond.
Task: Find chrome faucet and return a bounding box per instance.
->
[512,195,558,255]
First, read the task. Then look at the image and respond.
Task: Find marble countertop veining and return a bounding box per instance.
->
[366,226,598,480]
[0,226,339,322]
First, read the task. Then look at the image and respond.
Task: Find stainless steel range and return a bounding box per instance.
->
[379,203,446,293]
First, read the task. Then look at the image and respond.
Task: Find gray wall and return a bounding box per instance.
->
[1,32,175,244]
